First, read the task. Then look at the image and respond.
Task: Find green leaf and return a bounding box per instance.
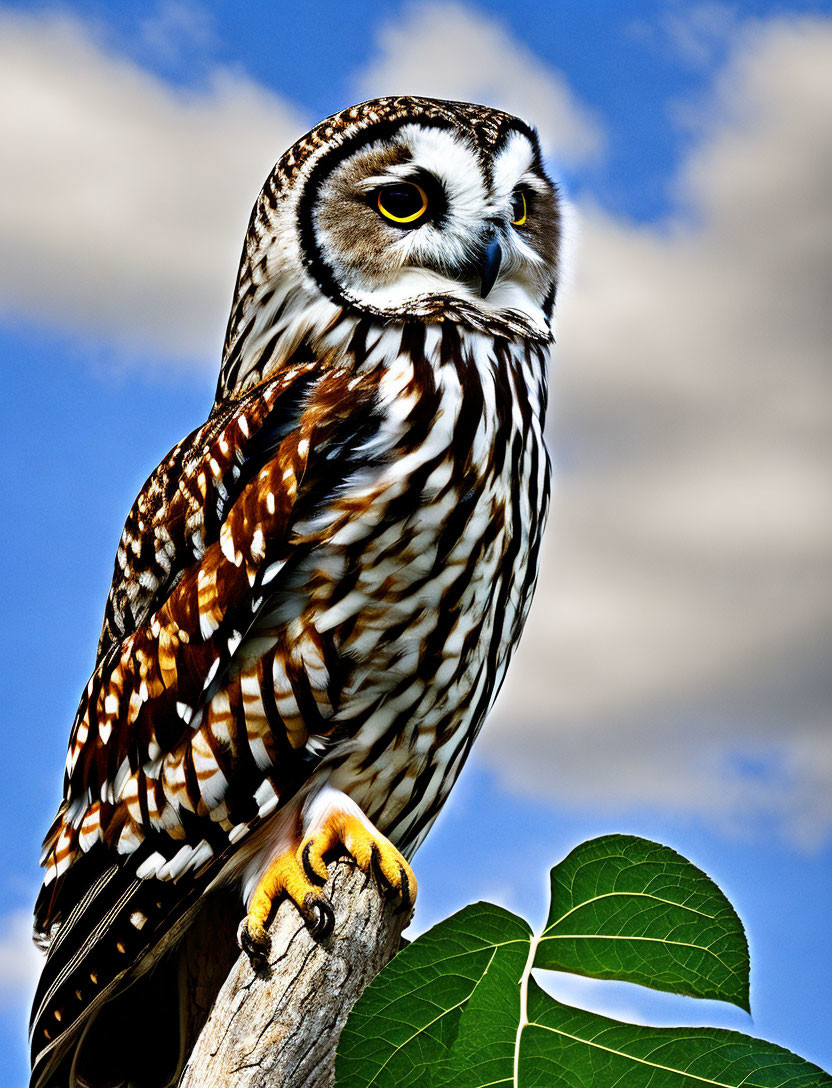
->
[335,902,531,1088]
[335,836,830,1088]
[534,834,750,1010]
[520,978,832,1088]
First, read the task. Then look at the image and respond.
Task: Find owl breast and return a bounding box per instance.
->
[222,318,551,859]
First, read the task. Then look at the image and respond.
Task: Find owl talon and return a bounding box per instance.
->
[243,846,334,955]
[369,843,411,905]
[304,897,335,939]
[241,804,415,957]
[298,807,417,914]
[237,917,271,973]
[386,861,414,913]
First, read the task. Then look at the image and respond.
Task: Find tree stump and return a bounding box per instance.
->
[179,859,411,1087]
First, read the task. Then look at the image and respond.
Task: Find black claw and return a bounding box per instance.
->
[368,845,412,911]
[303,896,335,940]
[237,919,271,975]
[396,868,413,913]
[369,843,389,891]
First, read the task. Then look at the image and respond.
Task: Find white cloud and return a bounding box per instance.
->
[629,2,740,69]
[355,1,604,165]
[136,1,218,68]
[0,909,42,1012]
[0,3,599,366]
[485,17,832,846]
[0,9,307,363]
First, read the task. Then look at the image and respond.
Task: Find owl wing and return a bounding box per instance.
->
[30,355,385,1086]
[95,351,320,665]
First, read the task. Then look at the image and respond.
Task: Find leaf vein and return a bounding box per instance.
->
[527,1023,749,1087]
[545,890,718,933]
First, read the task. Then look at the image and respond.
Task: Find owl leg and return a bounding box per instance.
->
[298,803,416,912]
[239,850,334,969]
[238,788,416,968]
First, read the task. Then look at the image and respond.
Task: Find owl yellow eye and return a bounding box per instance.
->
[511,190,527,226]
[377,182,429,224]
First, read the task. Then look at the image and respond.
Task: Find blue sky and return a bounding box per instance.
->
[2,1,832,1083]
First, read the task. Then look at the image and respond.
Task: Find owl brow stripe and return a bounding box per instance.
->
[296,116,460,306]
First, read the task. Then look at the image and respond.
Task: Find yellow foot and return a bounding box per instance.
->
[299,809,417,911]
[237,798,416,968]
[237,849,334,970]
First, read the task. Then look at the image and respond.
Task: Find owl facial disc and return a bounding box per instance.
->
[290,101,560,333]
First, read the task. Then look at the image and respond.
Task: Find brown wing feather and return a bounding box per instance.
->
[30,358,387,1085]
[96,356,320,664]
[36,359,383,935]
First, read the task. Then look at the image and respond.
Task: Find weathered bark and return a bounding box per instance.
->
[179,859,411,1088]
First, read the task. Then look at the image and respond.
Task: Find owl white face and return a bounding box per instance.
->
[302,121,559,331]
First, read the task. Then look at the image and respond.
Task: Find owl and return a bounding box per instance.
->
[30,96,559,1087]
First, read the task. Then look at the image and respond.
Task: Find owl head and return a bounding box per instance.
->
[220,97,560,397]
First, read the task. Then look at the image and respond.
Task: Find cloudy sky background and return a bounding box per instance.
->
[1,0,830,1082]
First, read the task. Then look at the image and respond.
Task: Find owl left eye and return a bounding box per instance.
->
[510,190,528,227]
[376,182,429,225]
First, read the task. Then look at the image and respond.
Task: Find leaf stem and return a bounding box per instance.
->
[513,928,541,1088]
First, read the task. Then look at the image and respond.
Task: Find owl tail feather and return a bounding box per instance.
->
[68,961,184,1088]
[29,848,232,1088]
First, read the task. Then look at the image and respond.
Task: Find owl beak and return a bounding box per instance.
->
[479,234,503,299]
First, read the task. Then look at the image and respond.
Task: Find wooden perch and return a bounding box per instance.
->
[179,859,412,1088]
